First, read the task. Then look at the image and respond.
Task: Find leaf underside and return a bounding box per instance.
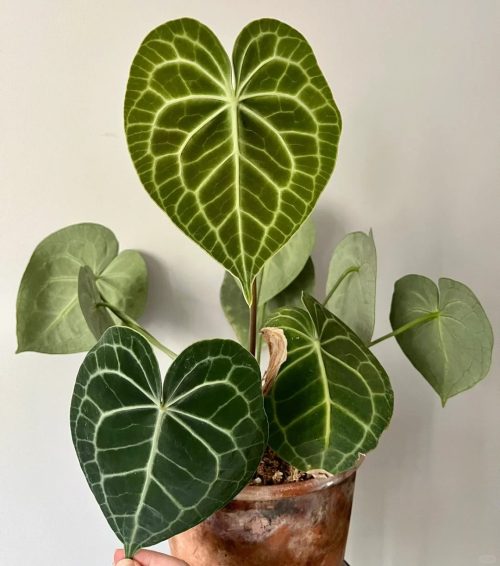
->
[265,295,393,474]
[390,275,493,404]
[70,327,266,556]
[78,266,115,339]
[125,18,340,301]
[325,230,377,344]
[16,223,148,354]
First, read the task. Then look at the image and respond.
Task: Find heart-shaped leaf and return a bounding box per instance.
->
[265,295,393,474]
[125,18,340,302]
[70,327,267,557]
[325,230,377,344]
[221,257,315,347]
[16,223,148,354]
[390,275,493,405]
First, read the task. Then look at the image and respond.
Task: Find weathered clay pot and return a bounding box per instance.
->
[169,467,356,566]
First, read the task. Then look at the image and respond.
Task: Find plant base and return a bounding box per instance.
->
[170,468,356,566]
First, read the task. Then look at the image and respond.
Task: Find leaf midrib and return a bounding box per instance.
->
[128,407,166,551]
[312,340,331,455]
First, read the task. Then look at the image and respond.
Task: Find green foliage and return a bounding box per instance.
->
[71,326,267,557]
[267,257,315,312]
[220,220,315,346]
[78,266,114,339]
[390,275,493,405]
[259,221,315,304]
[16,223,148,354]
[325,230,376,344]
[220,273,250,347]
[125,18,340,302]
[265,295,393,474]
[220,256,315,349]
[14,14,496,560]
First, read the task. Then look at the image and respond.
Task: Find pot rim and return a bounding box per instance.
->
[235,460,361,502]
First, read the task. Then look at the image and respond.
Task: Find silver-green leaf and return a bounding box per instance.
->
[71,327,267,557]
[265,295,393,474]
[16,223,148,354]
[390,275,493,405]
[325,230,377,344]
[125,18,340,302]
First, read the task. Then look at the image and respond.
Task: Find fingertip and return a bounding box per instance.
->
[114,548,126,564]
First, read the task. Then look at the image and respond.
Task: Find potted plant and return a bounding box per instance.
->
[15,17,493,566]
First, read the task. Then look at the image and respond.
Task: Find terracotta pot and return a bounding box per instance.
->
[170,467,356,566]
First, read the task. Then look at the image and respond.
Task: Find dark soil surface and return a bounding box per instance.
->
[251,447,313,485]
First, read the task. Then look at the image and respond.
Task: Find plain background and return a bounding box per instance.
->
[1,1,499,565]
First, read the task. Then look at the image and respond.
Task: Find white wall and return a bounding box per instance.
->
[1,1,499,565]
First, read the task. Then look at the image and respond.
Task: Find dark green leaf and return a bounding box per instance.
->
[16,223,148,354]
[265,295,393,474]
[125,18,340,302]
[390,275,493,405]
[325,231,376,344]
[70,327,267,556]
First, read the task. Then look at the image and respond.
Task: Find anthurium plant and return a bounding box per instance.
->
[16,18,493,559]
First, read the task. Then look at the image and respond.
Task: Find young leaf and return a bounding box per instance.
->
[390,275,493,405]
[125,18,340,303]
[70,327,267,557]
[220,257,315,346]
[16,223,148,354]
[325,231,377,344]
[265,295,393,474]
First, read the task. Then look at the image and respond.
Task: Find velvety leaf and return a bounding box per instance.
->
[125,18,340,302]
[259,220,315,304]
[220,257,315,346]
[325,231,376,344]
[16,223,148,354]
[78,266,114,339]
[390,275,493,405]
[70,327,267,557]
[265,295,393,474]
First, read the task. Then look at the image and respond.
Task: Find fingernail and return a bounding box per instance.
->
[116,560,137,566]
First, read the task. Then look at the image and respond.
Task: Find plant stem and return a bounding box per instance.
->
[96,301,178,359]
[323,266,359,306]
[255,301,267,364]
[369,311,439,347]
[248,278,258,357]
